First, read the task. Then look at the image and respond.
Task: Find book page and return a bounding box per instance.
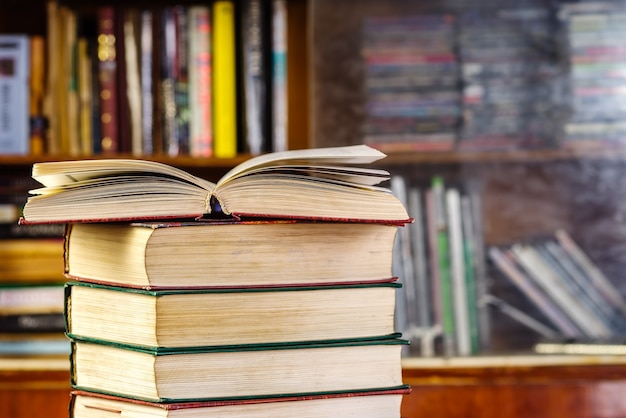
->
[217,144,387,186]
[30,159,215,190]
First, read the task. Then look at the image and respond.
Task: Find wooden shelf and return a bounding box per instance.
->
[401,355,626,418]
[0,154,251,169]
[2,147,626,170]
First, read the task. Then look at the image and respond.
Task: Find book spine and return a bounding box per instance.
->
[488,246,582,338]
[97,6,120,154]
[460,194,480,354]
[240,0,272,155]
[115,7,131,154]
[271,0,288,152]
[556,229,626,318]
[424,188,443,354]
[212,0,238,158]
[174,5,190,155]
[188,6,213,157]
[29,35,46,155]
[63,7,80,156]
[140,10,154,155]
[408,187,430,330]
[390,176,418,340]
[123,9,144,156]
[432,176,455,356]
[446,187,470,356]
[512,244,608,339]
[77,38,93,156]
[0,35,30,155]
[43,0,60,154]
[160,7,178,156]
[0,312,65,333]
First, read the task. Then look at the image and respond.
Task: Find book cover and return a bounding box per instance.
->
[0,34,29,155]
[62,220,401,289]
[65,280,401,348]
[70,386,410,417]
[20,145,410,224]
[70,336,407,402]
[213,0,238,158]
[188,5,213,157]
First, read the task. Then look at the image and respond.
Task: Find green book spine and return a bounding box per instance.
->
[432,176,455,356]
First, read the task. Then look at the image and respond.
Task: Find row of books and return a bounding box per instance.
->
[562,3,626,149]
[0,237,67,356]
[488,230,626,347]
[18,145,412,416]
[356,2,626,152]
[391,174,488,357]
[1,0,288,158]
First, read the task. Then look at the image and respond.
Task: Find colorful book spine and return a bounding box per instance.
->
[188,5,213,157]
[212,0,238,158]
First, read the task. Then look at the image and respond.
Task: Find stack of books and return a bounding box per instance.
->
[21,145,412,417]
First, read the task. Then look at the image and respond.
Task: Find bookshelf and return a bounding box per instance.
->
[2,0,626,416]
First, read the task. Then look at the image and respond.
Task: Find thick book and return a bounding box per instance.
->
[70,336,407,402]
[63,220,399,289]
[65,281,400,348]
[20,145,410,224]
[70,387,410,417]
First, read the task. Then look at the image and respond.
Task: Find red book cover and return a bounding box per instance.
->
[97,7,119,154]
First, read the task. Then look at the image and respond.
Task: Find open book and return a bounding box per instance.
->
[20,145,410,224]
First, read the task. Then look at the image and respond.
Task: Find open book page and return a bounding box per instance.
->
[217,144,388,186]
[31,159,216,190]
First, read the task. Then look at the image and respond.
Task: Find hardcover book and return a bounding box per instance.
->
[65,281,399,348]
[70,336,407,402]
[62,220,399,289]
[70,387,410,417]
[20,145,410,224]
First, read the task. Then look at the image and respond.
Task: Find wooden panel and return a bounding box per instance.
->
[401,360,626,418]
[0,368,70,418]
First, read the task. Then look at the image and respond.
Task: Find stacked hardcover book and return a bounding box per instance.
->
[20,145,412,417]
